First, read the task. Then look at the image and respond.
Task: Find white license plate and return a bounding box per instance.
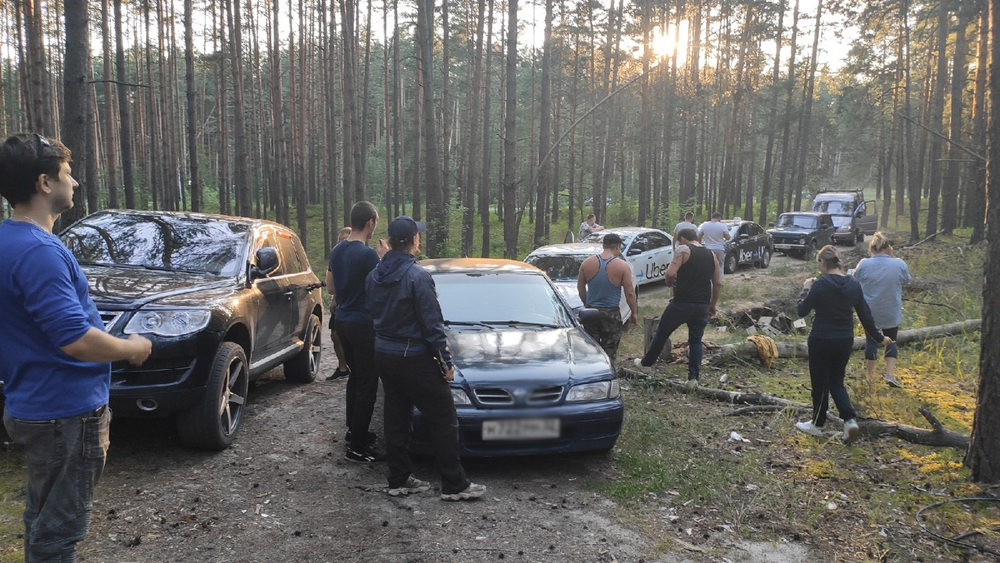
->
[774,244,795,250]
[482,418,560,440]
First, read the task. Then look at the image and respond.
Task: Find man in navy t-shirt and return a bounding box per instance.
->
[329,201,388,462]
[0,133,152,561]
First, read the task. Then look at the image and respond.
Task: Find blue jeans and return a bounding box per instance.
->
[640,301,710,379]
[3,407,110,563]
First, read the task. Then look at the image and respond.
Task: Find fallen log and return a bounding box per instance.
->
[620,368,970,449]
[712,319,981,364]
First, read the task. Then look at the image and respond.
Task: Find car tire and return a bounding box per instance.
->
[856,230,864,245]
[283,313,321,383]
[176,341,249,451]
[755,248,771,269]
[803,240,818,261]
[724,252,737,275]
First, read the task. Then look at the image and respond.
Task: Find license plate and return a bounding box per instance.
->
[482,418,560,440]
[774,244,794,250]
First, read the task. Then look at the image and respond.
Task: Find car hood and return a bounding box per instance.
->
[767,226,813,235]
[82,264,238,308]
[448,326,613,384]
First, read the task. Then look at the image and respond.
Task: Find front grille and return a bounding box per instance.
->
[528,386,564,405]
[99,310,124,332]
[474,388,513,405]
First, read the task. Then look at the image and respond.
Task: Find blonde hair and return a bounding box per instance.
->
[868,231,891,255]
[816,245,842,270]
[337,226,352,241]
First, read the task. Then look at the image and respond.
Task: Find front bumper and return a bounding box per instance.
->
[773,242,807,252]
[410,399,624,457]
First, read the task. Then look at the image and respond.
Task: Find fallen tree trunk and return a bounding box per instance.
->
[712,319,981,364]
[621,369,970,449]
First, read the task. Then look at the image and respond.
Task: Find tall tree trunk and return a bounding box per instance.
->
[114,0,136,208]
[417,0,445,257]
[775,0,799,218]
[964,0,1000,483]
[968,0,988,243]
[462,0,485,257]
[100,0,119,208]
[925,1,950,237]
[184,0,200,211]
[792,0,822,212]
[479,0,495,257]
[943,4,969,234]
[534,0,554,246]
[227,0,250,217]
[60,0,90,226]
[758,0,785,226]
[501,0,518,259]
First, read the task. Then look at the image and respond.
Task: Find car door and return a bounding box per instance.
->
[642,231,673,284]
[856,200,878,235]
[250,228,294,360]
[818,215,835,246]
[734,224,753,265]
[275,230,314,348]
[623,234,653,285]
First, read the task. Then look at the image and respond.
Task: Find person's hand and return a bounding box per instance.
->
[443,366,455,382]
[629,312,639,326]
[802,278,814,291]
[376,238,389,258]
[881,336,893,347]
[709,304,718,318]
[127,334,153,366]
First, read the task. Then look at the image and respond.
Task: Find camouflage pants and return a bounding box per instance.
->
[583,307,623,361]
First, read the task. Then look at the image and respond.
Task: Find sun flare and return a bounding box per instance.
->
[649,20,689,66]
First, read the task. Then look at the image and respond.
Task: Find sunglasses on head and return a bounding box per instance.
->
[35,133,51,161]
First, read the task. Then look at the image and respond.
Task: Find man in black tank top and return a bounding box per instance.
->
[634,228,721,388]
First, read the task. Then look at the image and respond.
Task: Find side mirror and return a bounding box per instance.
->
[251,247,280,280]
[578,307,600,323]
[768,222,775,227]
[626,247,642,256]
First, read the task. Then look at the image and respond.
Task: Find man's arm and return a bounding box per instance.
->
[577,256,596,304]
[709,253,722,317]
[723,228,731,241]
[325,269,336,297]
[618,263,639,325]
[61,329,152,366]
[665,245,690,287]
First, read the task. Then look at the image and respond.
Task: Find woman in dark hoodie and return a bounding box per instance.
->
[365,216,485,501]
[796,245,892,444]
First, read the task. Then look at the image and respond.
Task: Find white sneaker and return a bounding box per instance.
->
[684,378,698,392]
[884,374,902,388]
[632,358,652,374]
[795,421,824,437]
[843,419,860,445]
[441,482,486,501]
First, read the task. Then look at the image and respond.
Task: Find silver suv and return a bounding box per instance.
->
[810,191,877,246]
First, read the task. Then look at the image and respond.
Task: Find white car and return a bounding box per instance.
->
[582,227,674,286]
[523,243,635,325]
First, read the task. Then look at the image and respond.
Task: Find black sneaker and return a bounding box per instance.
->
[346,447,386,463]
[326,368,351,381]
[387,475,431,496]
[345,430,379,448]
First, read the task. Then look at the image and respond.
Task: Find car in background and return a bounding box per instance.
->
[582,227,673,286]
[523,243,635,325]
[412,259,623,457]
[722,218,774,274]
[810,191,877,246]
[766,212,835,260]
[60,210,323,450]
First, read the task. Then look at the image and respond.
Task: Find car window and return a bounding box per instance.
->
[434,273,575,327]
[645,231,670,249]
[61,211,250,276]
[738,225,749,237]
[523,254,587,281]
[821,216,833,229]
[629,235,651,253]
[750,223,762,236]
[857,202,867,216]
[582,231,632,250]
[276,230,306,274]
[814,199,851,215]
[777,215,817,229]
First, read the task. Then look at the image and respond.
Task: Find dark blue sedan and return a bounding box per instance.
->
[411,259,624,457]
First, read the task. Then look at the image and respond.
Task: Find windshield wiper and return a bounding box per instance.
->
[444,320,496,330]
[481,320,560,328]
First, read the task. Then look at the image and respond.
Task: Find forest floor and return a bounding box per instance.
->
[2,234,998,562]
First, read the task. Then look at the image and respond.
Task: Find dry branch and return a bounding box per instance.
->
[711,319,981,364]
[621,370,970,449]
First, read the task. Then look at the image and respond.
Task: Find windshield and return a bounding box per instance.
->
[62,212,250,276]
[582,231,632,249]
[831,216,852,228]
[434,272,575,328]
[777,214,818,229]
[813,199,852,215]
[523,254,589,281]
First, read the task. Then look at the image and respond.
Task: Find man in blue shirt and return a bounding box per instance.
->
[329,201,388,462]
[0,133,152,562]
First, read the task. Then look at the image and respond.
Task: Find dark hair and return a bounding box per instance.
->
[817,245,842,270]
[389,235,416,252]
[712,211,722,219]
[349,201,378,231]
[684,211,694,219]
[676,228,698,243]
[586,213,596,220]
[0,133,72,206]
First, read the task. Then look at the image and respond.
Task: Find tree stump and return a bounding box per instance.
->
[643,316,673,362]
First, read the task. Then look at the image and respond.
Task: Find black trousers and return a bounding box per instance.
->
[807,335,857,427]
[376,352,469,494]
[335,320,379,451]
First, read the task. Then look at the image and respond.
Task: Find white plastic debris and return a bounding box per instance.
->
[719,374,729,384]
[826,502,838,511]
[728,431,750,443]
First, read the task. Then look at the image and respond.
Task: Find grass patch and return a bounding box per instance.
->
[0,454,25,563]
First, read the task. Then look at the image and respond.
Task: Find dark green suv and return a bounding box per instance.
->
[767,212,835,260]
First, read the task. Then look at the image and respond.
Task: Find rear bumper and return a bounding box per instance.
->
[410,399,623,457]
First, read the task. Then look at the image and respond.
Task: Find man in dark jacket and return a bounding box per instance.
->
[366,216,485,501]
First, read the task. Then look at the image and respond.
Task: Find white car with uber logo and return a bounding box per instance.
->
[582,227,674,286]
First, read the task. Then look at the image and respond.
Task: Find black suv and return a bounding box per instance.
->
[722,219,774,274]
[60,210,323,450]
[767,212,835,260]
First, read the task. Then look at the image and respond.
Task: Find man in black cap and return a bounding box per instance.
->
[576,232,638,361]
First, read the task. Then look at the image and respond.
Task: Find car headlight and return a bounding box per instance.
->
[123,310,211,337]
[567,380,620,402]
[451,388,472,405]
[799,236,806,244]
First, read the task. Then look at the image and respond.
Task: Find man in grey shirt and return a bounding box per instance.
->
[698,212,731,282]
[673,211,697,250]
